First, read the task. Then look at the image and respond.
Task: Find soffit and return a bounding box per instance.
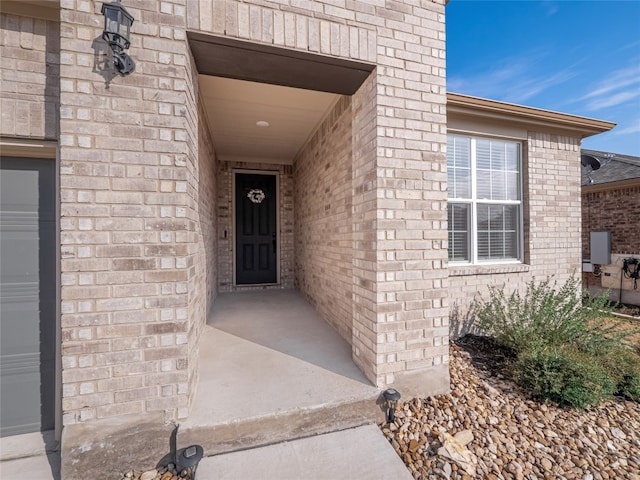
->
[447,92,616,138]
[0,0,59,21]
[199,75,340,165]
[188,32,374,95]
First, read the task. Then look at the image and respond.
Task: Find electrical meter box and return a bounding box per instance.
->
[590,231,611,265]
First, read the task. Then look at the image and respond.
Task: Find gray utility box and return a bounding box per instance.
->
[590,231,611,265]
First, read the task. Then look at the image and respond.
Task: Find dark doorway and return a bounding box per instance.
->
[235,173,277,285]
[0,157,56,437]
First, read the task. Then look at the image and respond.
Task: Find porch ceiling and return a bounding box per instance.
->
[199,75,340,165]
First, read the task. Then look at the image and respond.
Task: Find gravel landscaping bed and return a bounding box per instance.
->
[380,336,640,480]
[120,467,193,480]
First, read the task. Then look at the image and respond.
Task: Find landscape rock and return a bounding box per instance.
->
[140,470,158,480]
[453,430,473,446]
[120,467,194,480]
[610,427,626,440]
[380,340,640,480]
[437,432,477,476]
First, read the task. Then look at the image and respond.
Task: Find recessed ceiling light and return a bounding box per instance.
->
[256,120,270,128]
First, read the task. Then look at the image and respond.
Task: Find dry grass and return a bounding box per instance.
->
[604,315,640,348]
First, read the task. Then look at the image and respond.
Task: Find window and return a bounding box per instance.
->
[447,134,522,263]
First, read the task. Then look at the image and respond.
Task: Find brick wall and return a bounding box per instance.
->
[370,2,449,388]
[216,161,294,292]
[197,100,218,316]
[186,1,377,64]
[582,186,640,256]
[294,96,353,343]
[0,12,59,139]
[58,0,205,428]
[350,71,379,383]
[582,185,640,305]
[183,44,219,417]
[182,94,218,413]
[449,133,583,336]
[526,133,582,279]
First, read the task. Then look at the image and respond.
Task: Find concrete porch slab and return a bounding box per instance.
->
[196,424,413,480]
[180,290,383,454]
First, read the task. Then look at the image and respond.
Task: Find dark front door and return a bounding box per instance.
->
[1,157,56,437]
[235,173,277,285]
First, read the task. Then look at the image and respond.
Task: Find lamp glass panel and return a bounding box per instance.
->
[118,14,130,38]
[104,8,119,34]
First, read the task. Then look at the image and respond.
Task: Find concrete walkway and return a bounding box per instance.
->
[0,431,60,479]
[197,424,413,480]
[0,453,60,480]
[0,426,410,480]
[0,426,409,480]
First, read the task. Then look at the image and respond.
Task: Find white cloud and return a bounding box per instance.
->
[447,52,578,104]
[620,40,640,52]
[612,119,640,136]
[542,1,559,17]
[587,90,640,110]
[574,64,640,111]
[512,69,578,102]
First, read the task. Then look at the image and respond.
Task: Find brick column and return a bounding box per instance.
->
[351,72,379,383]
[58,0,201,432]
[352,1,450,391]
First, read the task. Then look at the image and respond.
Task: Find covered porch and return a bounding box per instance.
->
[180,290,382,454]
[181,31,450,453]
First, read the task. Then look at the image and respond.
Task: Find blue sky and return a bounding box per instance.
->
[446,0,640,156]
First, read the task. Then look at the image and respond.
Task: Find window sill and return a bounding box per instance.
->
[449,263,530,277]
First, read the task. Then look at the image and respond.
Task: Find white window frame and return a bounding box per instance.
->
[447,134,524,265]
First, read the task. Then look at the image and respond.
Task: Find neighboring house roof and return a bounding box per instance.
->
[581,149,640,188]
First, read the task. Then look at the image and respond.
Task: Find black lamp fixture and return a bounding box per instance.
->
[101,0,135,75]
[157,424,204,480]
[176,444,204,479]
[382,388,401,423]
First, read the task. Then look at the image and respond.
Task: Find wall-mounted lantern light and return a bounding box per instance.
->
[382,388,401,423]
[101,0,135,75]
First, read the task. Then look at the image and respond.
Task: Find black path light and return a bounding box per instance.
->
[156,424,204,480]
[383,388,401,423]
[101,0,135,75]
[176,444,204,479]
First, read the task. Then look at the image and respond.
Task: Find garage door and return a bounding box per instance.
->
[0,157,56,437]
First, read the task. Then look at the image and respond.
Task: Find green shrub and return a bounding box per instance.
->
[475,275,640,408]
[604,346,640,401]
[620,372,640,401]
[514,345,616,409]
[476,276,612,352]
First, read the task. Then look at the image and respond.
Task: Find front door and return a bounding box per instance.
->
[235,173,277,285]
[0,157,56,437]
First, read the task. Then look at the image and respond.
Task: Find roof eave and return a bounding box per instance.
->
[582,177,640,192]
[447,92,616,138]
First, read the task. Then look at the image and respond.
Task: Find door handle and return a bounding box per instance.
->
[272,233,276,253]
